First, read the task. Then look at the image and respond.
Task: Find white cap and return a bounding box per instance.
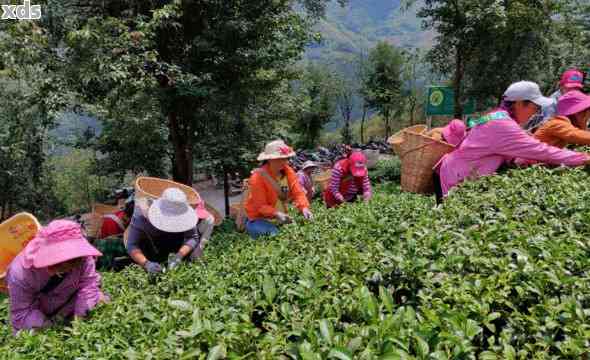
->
[503,81,553,107]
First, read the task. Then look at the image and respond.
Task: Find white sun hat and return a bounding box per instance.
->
[257,140,296,161]
[503,81,553,107]
[147,188,198,233]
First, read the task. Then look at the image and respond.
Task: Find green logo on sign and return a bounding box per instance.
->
[430,90,444,107]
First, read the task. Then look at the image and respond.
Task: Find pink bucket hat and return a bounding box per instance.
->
[23,220,101,269]
[442,119,466,147]
[557,90,590,116]
[560,69,584,90]
[349,151,368,177]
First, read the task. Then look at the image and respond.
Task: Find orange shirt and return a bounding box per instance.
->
[535,116,590,148]
[245,164,309,221]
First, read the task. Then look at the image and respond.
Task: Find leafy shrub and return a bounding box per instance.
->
[369,157,402,184]
[49,149,119,214]
[2,166,590,358]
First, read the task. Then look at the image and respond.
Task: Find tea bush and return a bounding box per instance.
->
[1,166,590,359]
[369,158,402,184]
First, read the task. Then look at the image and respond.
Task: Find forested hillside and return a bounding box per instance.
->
[307,0,432,69]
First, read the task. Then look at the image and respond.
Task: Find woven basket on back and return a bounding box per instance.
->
[387,124,428,156]
[204,203,223,226]
[83,203,122,239]
[135,177,225,226]
[313,169,332,192]
[135,177,201,205]
[399,131,454,194]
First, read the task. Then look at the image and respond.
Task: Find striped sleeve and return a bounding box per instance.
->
[361,174,372,198]
[329,165,344,199]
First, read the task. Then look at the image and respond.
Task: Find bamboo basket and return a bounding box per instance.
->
[135,177,223,226]
[83,203,121,240]
[135,177,201,206]
[204,203,223,226]
[387,124,428,156]
[0,213,41,294]
[313,169,332,192]
[399,131,454,194]
[229,203,243,220]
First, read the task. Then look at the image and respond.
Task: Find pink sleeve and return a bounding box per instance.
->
[73,257,102,318]
[8,279,50,332]
[362,174,372,197]
[492,121,588,166]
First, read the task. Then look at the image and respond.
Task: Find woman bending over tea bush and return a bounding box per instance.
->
[6,220,108,334]
[244,140,313,239]
[435,81,590,198]
[535,90,590,148]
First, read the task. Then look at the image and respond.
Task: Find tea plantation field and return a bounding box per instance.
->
[1,165,590,359]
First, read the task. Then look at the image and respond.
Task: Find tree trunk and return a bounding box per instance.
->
[224,170,230,217]
[409,97,416,125]
[168,112,194,186]
[1,200,6,221]
[383,108,391,139]
[360,104,367,143]
[453,46,465,118]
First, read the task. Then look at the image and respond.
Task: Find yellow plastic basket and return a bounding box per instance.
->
[0,213,41,294]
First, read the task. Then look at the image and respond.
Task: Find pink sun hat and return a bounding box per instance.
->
[442,119,466,147]
[557,90,590,116]
[23,220,101,269]
[349,151,368,177]
[560,69,584,90]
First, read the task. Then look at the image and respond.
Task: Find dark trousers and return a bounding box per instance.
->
[433,172,444,205]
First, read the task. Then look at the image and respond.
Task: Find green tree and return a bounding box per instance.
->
[49,149,117,214]
[292,63,338,149]
[417,0,562,113]
[364,41,404,139]
[356,50,371,143]
[402,48,426,125]
[336,75,355,145]
[0,20,68,219]
[52,0,345,186]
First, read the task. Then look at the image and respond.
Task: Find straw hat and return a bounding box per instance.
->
[257,140,296,161]
[23,220,102,269]
[147,188,198,233]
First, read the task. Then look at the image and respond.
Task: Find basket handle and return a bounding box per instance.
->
[400,141,436,160]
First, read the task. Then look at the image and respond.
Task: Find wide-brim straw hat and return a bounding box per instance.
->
[257,140,296,161]
[147,187,198,233]
[23,220,102,269]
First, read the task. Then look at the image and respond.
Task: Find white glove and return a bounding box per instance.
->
[276,211,293,224]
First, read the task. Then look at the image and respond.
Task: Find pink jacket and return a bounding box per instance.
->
[435,110,588,197]
[7,253,104,333]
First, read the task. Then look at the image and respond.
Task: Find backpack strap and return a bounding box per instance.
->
[236,181,251,232]
[255,168,288,212]
[103,214,126,232]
